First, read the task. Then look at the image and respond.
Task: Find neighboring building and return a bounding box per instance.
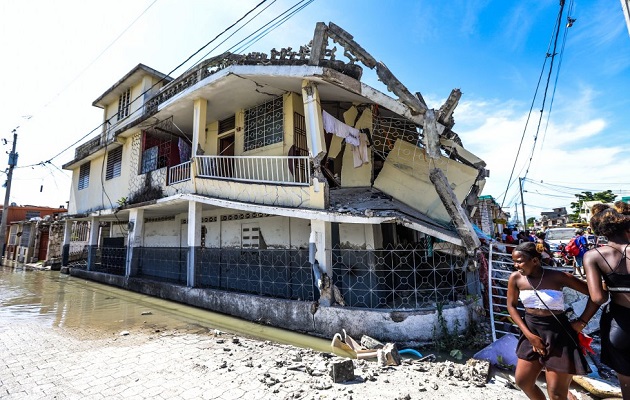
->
[470,195,509,239]
[59,22,489,342]
[0,204,66,257]
[579,200,614,223]
[540,207,569,228]
[3,216,66,267]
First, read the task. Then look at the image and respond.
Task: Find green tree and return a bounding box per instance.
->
[570,190,617,221]
[527,217,536,227]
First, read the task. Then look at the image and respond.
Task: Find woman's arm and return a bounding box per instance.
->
[559,271,601,331]
[584,250,609,305]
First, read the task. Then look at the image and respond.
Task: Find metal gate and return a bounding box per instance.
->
[488,244,520,341]
[488,244,574,341]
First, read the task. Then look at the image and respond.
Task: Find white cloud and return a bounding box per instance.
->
[455,88,630,219]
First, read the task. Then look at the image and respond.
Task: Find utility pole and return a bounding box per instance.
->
[0,129,18,258]
[519,177,527,231]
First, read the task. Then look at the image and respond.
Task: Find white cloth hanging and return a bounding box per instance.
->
[351,132,369,167]
[322,110,360,146]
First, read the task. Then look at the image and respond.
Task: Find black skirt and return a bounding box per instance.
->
[601,302,630,376]
[516,312,591,375]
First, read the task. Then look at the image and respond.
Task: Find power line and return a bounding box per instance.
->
[42,1,160,112]
[521,0,574,180]
[17,0,272,170]
[499,1,567,208]
[232,0,315,54]
[6,1,159,136]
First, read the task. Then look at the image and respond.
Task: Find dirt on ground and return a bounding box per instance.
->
[73,323,606,400]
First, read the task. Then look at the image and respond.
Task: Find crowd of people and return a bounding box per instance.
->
[505,201,630,400]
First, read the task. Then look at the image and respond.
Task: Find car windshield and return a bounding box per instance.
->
[545,229,575,240]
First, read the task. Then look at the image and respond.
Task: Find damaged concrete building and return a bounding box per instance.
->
[61,22,489,342]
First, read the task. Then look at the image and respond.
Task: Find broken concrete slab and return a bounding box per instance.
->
[329,359,355,383]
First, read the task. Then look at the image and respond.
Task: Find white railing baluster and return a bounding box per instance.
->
[167,161,192,185]
[193,155,309,186]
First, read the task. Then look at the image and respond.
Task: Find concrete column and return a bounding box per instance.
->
[301,80,326,160]
[126,209,144,277]
[87,218,100,271]
[310,219,332,276]
[187,201,202,287]
[61,219,72,267]
[302,80,329,209]
[192,98,208,156]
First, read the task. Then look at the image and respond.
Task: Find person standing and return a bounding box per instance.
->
[585,227,597,248]
[574,229,589,276]
[507,242,598,400]
[583,206,630,399]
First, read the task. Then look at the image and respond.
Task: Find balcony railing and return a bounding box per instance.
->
[168,161,192,185]
[195,155,311,186]
[75,136,101,159]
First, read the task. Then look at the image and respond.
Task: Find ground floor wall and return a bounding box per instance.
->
[68,268,478,343]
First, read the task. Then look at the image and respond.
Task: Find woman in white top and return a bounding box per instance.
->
[507,242,599,400]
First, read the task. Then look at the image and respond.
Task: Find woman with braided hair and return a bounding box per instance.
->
[583,204,630,399]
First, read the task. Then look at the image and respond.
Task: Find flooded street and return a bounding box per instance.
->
[0,266,535,399]
[0,266,333,352]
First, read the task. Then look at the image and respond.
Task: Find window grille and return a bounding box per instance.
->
[117,88,130,121]
[244,97,283,151]
[106,146,123,180]
[20,225,31,246]
[218,115,235,134]
[140,131,176,174]
[78,162,90,190]
[371,115,420,160]
[8,228,17,245]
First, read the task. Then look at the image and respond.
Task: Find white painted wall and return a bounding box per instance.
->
[338,223,378,249]
[109,223,129,239]
[144,219,183,247]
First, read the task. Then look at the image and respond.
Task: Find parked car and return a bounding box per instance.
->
[545,227,576,252]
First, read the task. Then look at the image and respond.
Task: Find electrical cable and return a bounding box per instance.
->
[521,0,574,180]
[232,0,315,54]
[17,0,271,170]
[42,1,160,113]
[186,0,278,69]
[499,1,566,208]
[4,1,159,138]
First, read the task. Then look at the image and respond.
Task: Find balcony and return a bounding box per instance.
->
[168,161,192,185]
[194,155,310,186]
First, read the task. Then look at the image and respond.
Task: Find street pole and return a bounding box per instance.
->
[519,177,527,231]
[0,129,18,258]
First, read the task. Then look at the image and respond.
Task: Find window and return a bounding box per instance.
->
[78,162,90,190]
[25,211,41,219]
[117,88,130,121]
[140,130,178,174]
[219,115,235,134]
[106,147,123,180]
[241,223,260,249]
[243,97,283,151]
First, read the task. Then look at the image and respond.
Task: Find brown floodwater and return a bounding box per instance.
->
[0,266,343,354]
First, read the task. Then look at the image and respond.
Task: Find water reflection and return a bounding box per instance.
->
[0,266,338,354]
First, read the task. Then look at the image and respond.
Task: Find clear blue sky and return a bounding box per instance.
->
[1,0,628,222]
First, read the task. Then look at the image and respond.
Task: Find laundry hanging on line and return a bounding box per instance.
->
[322,110,360,146]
